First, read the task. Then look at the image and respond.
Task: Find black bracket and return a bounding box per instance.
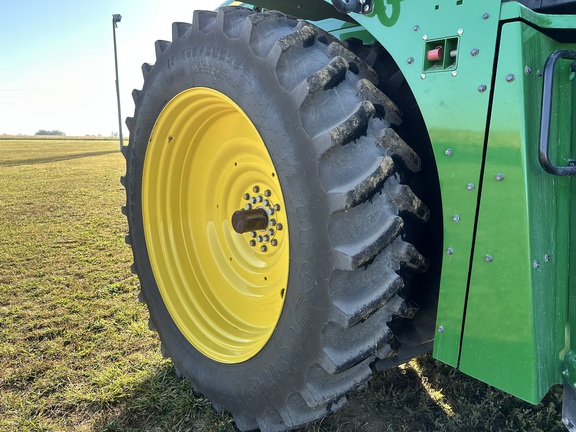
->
[331,0,374,14]
[538,49,576,176]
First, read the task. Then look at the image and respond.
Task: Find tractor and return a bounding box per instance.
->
[120,0,576,430]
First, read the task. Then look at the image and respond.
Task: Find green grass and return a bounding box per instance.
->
[0,139,565,431]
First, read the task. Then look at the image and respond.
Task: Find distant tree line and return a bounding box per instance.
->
[35,129,66,136]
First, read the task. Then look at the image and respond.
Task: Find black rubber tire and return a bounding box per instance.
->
[122,7,429,432]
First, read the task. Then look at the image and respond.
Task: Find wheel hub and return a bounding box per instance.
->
[231,185,285,253]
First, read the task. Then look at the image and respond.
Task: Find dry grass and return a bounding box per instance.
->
[0,139,565,431]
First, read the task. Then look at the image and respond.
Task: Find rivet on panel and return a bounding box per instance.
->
[470,48,479,56]
[482,12,490,19]
[496,173,504,181]
[423,34,428,41]
[446,247,454,255]
[506,74,515,82]
[478,84,487,93]
[525,66,532,75]
[533,260,541,269]
[545,254,552,262]
[413,25,420,31]
[445,148,453,156]
[407,57,415,64]
[457,28,464,35]
[421,73,427,80]
[452,71,458,77]
[452,215,460,222]
[485,254,493,263]
[438,326,445,333]
[467,183,475,191]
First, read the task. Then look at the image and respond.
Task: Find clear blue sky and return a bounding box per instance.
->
[0,0,223,136]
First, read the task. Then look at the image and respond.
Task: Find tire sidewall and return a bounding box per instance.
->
[127,25,333,412]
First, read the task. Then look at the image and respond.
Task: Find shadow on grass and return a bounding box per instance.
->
[0,150,119,167]
[93,355,565,432]
[93,364,237,432]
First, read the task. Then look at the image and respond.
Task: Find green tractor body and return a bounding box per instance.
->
[122,0,576,429]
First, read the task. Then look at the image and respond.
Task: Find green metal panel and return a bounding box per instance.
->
[352,0,503,367]
[459,21,575,403]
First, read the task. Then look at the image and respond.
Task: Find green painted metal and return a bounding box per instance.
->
[458,20,575,403]
[352,0,503,367]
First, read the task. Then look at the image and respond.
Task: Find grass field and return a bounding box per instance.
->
[0,138,565,431]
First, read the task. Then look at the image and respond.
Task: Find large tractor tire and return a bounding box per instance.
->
[122,7,430,431]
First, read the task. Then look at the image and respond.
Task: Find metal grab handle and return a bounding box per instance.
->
[539,49,576,176]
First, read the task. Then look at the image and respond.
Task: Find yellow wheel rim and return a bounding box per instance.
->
[142,87,289,364]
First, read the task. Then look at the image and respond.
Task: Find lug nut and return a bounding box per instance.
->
[253,185,260,193]
[273,204,281,211]
[271,239,278,247]
[261,245,267,252]
[243,193,250,200]
[269,219,277,226]
[277,223,283,231]
[264,189,271,197]
[249,240,256,247]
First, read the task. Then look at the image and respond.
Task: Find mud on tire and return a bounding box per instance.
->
[122,7,429,431]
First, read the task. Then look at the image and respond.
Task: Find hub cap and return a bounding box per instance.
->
[142,87,289,363]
